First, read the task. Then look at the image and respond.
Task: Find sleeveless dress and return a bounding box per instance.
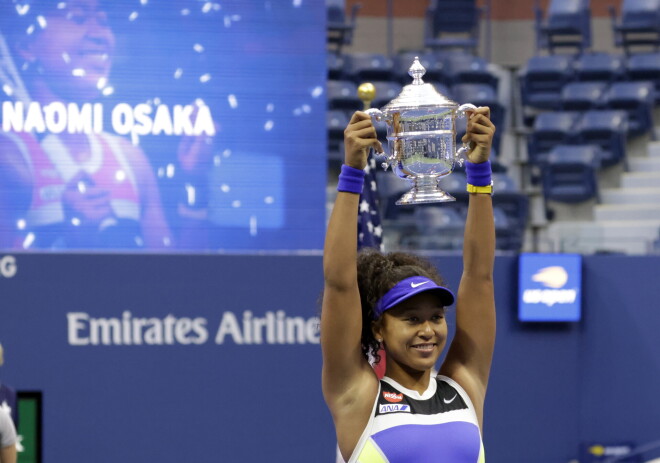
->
[347,375,485,463]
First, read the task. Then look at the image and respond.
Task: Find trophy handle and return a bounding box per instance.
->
[364,108,394,171]
[455,103,478,166]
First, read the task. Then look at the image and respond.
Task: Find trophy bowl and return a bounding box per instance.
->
[365,57,476,204]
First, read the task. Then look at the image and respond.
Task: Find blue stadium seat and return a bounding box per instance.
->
[609,0,660,53]
[443,53,498,89]
[492,172,529,236]
[626,52,660,101]
[520,54,575,109]
[327,109,351,152]
[577,110,629,167]
[451,83,505,152]
[603,81,655,135]
[375,171,414,221]
[369,81,403,109]
[560,81,608,109]
[527,111,581,165]
[327,80,362,111]
[542,144,602,203]
[574,52,625,82]
[327,3,361,55]
[535,0,592,54]
[424,0,482,55]
[344,53,395,84]
[437,171,469,217]
[393,51,451,86]
[493,206,524,251]
[327,53,346,80]
[403,206,465,250]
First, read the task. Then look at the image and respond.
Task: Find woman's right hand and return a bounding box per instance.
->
[343,111,383,170]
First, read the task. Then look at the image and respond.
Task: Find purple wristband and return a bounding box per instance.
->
[337,164,366,194]
[465,160,492,187]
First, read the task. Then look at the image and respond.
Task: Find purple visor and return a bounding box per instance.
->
[373,276,455,319]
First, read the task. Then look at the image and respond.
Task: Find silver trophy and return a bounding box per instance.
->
[363,57,476,204]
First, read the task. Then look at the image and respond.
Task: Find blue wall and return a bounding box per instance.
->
[0,254,659,462]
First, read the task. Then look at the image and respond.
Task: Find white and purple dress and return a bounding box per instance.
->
[347,375,485,463]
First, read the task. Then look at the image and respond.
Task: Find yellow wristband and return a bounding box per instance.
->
[466,182,493,195]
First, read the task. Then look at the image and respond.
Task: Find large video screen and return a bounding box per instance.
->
[0,0,327,252]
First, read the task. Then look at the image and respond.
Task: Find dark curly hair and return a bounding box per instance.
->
[356,248,448,365]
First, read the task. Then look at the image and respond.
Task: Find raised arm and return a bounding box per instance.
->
[321,112,383,407]
[440,107,496,427]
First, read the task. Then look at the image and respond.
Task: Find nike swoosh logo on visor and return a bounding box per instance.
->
[444,394,457,404]
[410,281,430,288]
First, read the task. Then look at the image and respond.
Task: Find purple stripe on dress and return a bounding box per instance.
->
[372,421,481,463]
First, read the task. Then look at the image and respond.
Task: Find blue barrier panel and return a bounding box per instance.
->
[1,253,660,462]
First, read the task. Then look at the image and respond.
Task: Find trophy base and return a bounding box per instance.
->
[395,176,456,205]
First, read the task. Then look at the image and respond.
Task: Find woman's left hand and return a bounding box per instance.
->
[461,106,495,164]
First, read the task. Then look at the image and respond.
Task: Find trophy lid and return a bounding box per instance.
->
[380,57,457,112]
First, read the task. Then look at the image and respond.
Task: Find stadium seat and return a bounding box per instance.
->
[369,81,403,109]
[520,54,575,109]
[375,171,414,221]
[451,83,505,152]
[560,81,608,109]
[424,0,482,55]
[491,172,529,234]
[344,53,395,84]
[535,0,592,54]
[327,53,346,80]
[443,53,498,89]
[609,0,660,53]
[527,111,581,165]
[626,52,660,101]
[574,52,625,82]
[493,206,524,251]
[327,80,362,111]
[393,51,451,86]
[402,206,465,250]
[327,3,361,55]
[577,110,629,167]
[603,81,655,135]
[327,109,351,152]
[431,82,453,100]
[542,144,602,203]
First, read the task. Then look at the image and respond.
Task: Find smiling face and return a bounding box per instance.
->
[19,0,115,101]
[373,292,448,380]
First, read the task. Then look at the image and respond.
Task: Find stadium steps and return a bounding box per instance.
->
[620,171,660,188]
[545,220,660,254]
[539,127,660,255]
[586,140,660,252]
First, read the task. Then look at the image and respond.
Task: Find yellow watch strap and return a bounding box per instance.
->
[466,182,493,194]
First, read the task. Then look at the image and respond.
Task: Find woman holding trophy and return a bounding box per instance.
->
[321,104,496,462]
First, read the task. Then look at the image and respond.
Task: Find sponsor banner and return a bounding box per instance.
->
[0,253,329,463]
[518,253,582,322]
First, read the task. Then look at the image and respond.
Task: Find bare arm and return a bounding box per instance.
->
[0,444,17,463]
[440,107,496,427]
[321,112,383,408]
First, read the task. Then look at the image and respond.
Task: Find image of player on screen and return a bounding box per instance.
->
[0,0,175,249]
